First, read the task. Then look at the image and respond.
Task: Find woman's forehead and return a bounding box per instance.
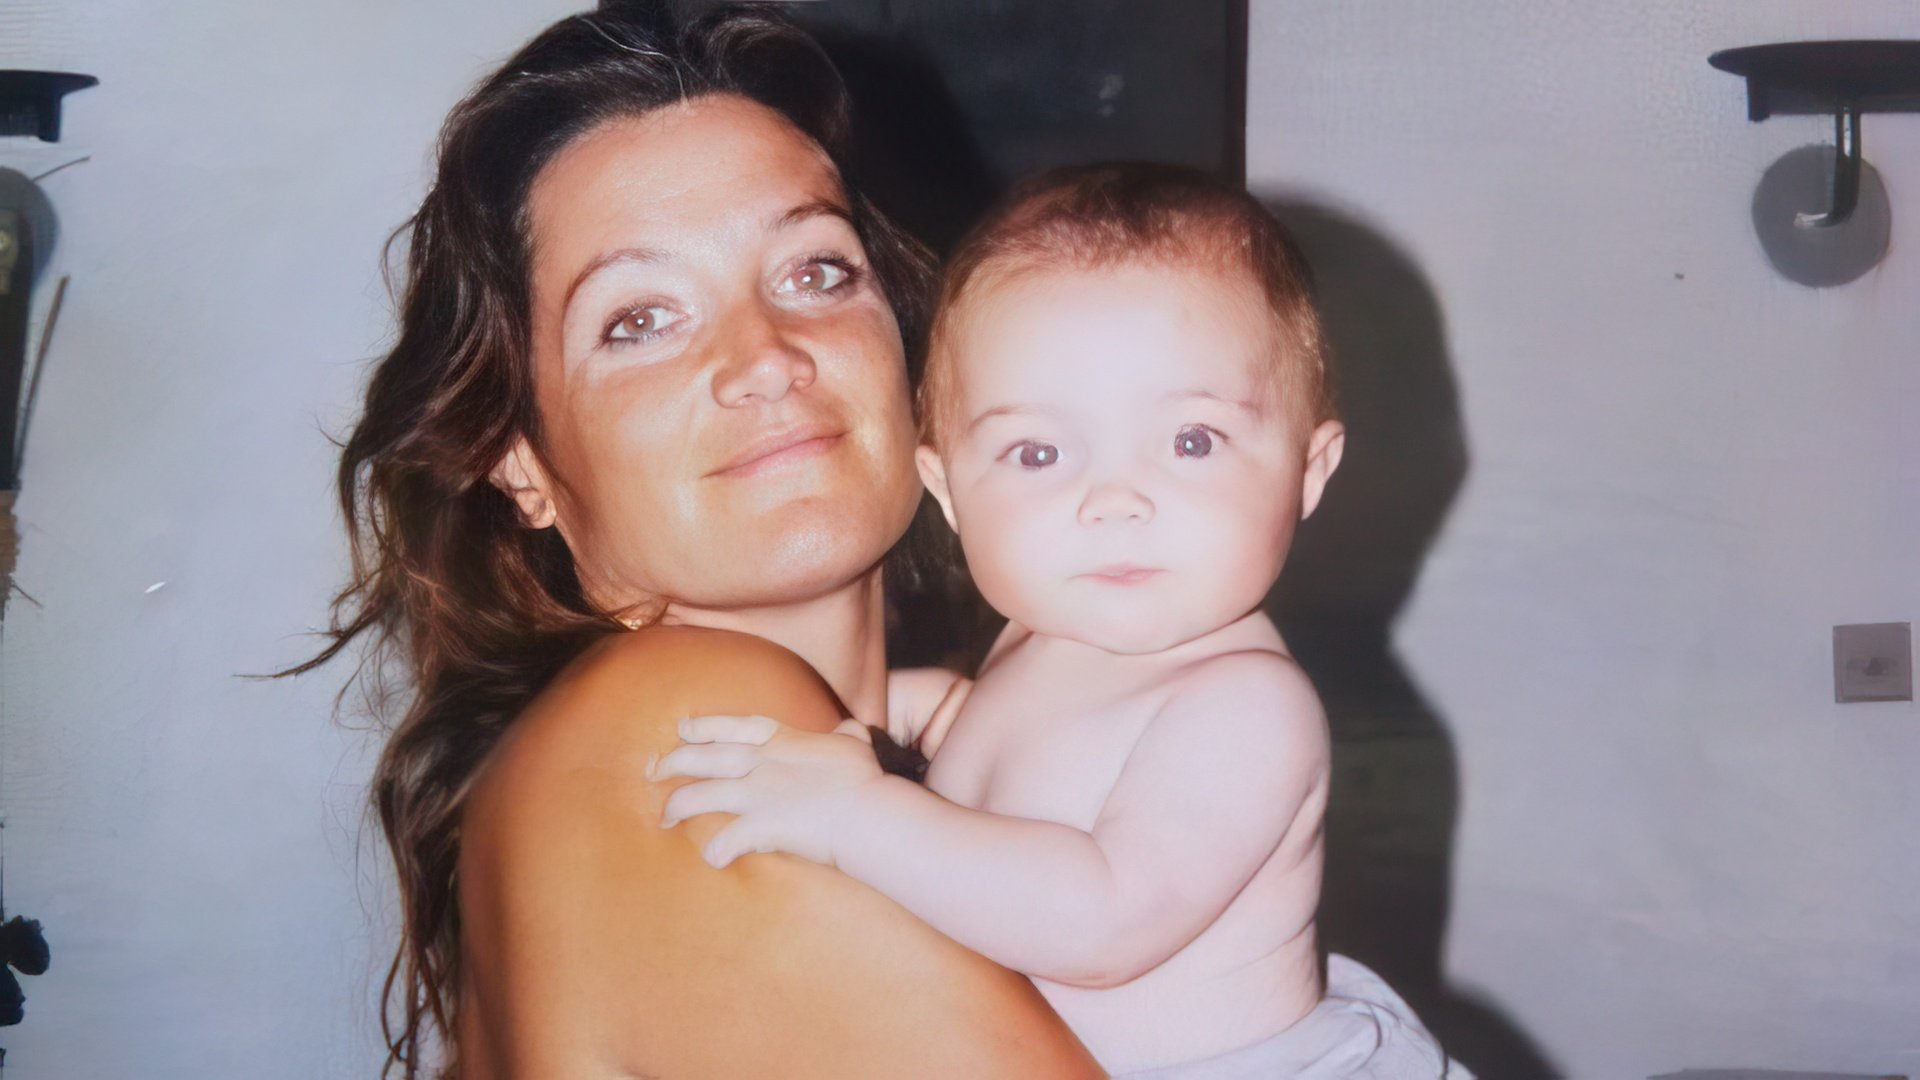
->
[527,94,846,267]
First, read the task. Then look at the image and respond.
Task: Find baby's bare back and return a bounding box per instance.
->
[925,611,1332,1075]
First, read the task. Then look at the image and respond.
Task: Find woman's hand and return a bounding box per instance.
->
[655,714,885,870]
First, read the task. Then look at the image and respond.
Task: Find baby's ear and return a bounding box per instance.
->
[914,445,959,533]
[488,437,559,529]
[1298,420,1346,521]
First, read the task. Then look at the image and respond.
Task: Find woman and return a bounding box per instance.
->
[298,7,1103,1078]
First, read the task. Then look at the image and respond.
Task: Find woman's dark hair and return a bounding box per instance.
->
[282,8,936,1076]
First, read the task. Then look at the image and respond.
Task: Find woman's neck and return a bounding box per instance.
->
[658,571,890,727]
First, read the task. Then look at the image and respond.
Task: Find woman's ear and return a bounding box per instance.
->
[489,437,559,529]
[1298,420,1346,521]
[914,445,959,533]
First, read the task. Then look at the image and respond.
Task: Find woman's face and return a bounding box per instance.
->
[504,94,921,615]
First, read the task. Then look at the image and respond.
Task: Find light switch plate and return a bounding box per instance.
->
[1833,622,1912,703]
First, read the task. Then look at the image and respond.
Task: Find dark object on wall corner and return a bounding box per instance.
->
[0,919,46,980]
[1,168,58,492]
[1709,41,1918,257]
[0,71,96,142]
[0,966,17,1027]
[0,66,81,1062]
[0,915,48,1030]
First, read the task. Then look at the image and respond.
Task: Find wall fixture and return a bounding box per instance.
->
[0,68,87,1054]
[1709,40,1919,286]
[0,71,96,142]
[1,71,93,493]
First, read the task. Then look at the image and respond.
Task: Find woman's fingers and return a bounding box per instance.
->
[652,741,759,782]
[659,777,748,829]
[678,714,781,745]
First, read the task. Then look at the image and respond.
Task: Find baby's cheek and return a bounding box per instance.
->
[1211,501,1294,595]
[960,508,1055,621]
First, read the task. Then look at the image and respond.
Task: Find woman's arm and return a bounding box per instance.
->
[457,626,1102,1079]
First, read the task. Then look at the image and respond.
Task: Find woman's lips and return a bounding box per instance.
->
[709,429,845,478]
[1079,566,1164,585]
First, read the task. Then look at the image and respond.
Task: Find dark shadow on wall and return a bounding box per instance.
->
[804,22,1007,258]
[1259,200,1558,1079]
[802,24,1010,670]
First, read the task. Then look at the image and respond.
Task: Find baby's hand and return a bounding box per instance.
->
[654,714,883,870]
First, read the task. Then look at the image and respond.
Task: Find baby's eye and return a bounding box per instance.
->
[606,304,684,344]
[1174,425,1216,459]
[1010,441,1060,470]
[777,259,853,295]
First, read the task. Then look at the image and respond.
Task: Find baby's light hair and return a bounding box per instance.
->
[918,163,1334,452]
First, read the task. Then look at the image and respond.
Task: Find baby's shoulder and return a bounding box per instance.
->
[1151,648,1328,755]
[1170,646,1319,704]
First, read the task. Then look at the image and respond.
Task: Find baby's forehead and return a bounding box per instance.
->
[950,260,1284,387]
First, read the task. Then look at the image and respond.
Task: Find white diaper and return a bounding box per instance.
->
[1112,954,1475,1080]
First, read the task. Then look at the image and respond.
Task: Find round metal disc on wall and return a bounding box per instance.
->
[1751,143,1891,287]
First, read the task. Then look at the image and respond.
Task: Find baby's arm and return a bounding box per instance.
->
[838,653,1326,987]
[885,667,971,756]
[661,652,1325,989]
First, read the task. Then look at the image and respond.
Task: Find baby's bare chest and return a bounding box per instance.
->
[924,668,1167,831]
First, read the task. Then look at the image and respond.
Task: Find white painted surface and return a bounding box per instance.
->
[1249,2,1920,1077]
[0,4,575,1076]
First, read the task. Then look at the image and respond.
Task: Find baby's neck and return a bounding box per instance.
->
[997,608,1288,675]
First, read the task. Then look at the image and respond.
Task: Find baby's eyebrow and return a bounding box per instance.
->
[1165,389,1263,415]
[964,404,1055,435]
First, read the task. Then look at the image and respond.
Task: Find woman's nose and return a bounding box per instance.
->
[1077,480,1155,526]
[711,305,817,407]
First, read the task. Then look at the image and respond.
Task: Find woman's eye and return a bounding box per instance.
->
[779,259,852,295]
[606,304,683,344]
[1013,441,1060,470]
[1174,425,1216,459]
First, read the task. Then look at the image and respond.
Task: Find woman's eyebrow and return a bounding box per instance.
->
[563,246,668,316]
[770,199,855,232]
[560,201,852,318]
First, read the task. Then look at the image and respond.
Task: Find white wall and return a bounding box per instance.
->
[0,4,575,1076]
[1249,2,1920,1077]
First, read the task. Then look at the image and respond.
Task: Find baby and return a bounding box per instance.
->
[657,164,1457,1078]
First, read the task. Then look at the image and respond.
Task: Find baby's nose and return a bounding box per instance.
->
[1077,480,1155,525]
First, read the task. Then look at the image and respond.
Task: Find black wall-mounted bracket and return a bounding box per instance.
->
[0,71,97,143]
[1709,40,1920,229]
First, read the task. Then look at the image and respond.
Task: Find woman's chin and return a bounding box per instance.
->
[692,514,899,609]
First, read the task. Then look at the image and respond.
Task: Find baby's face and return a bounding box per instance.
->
[919,260,1343,655]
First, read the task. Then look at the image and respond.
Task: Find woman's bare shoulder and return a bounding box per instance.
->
[470,625,846,808]
[457,625,846,1075]
[455,625,1102,1078]
[526,624,842,745]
